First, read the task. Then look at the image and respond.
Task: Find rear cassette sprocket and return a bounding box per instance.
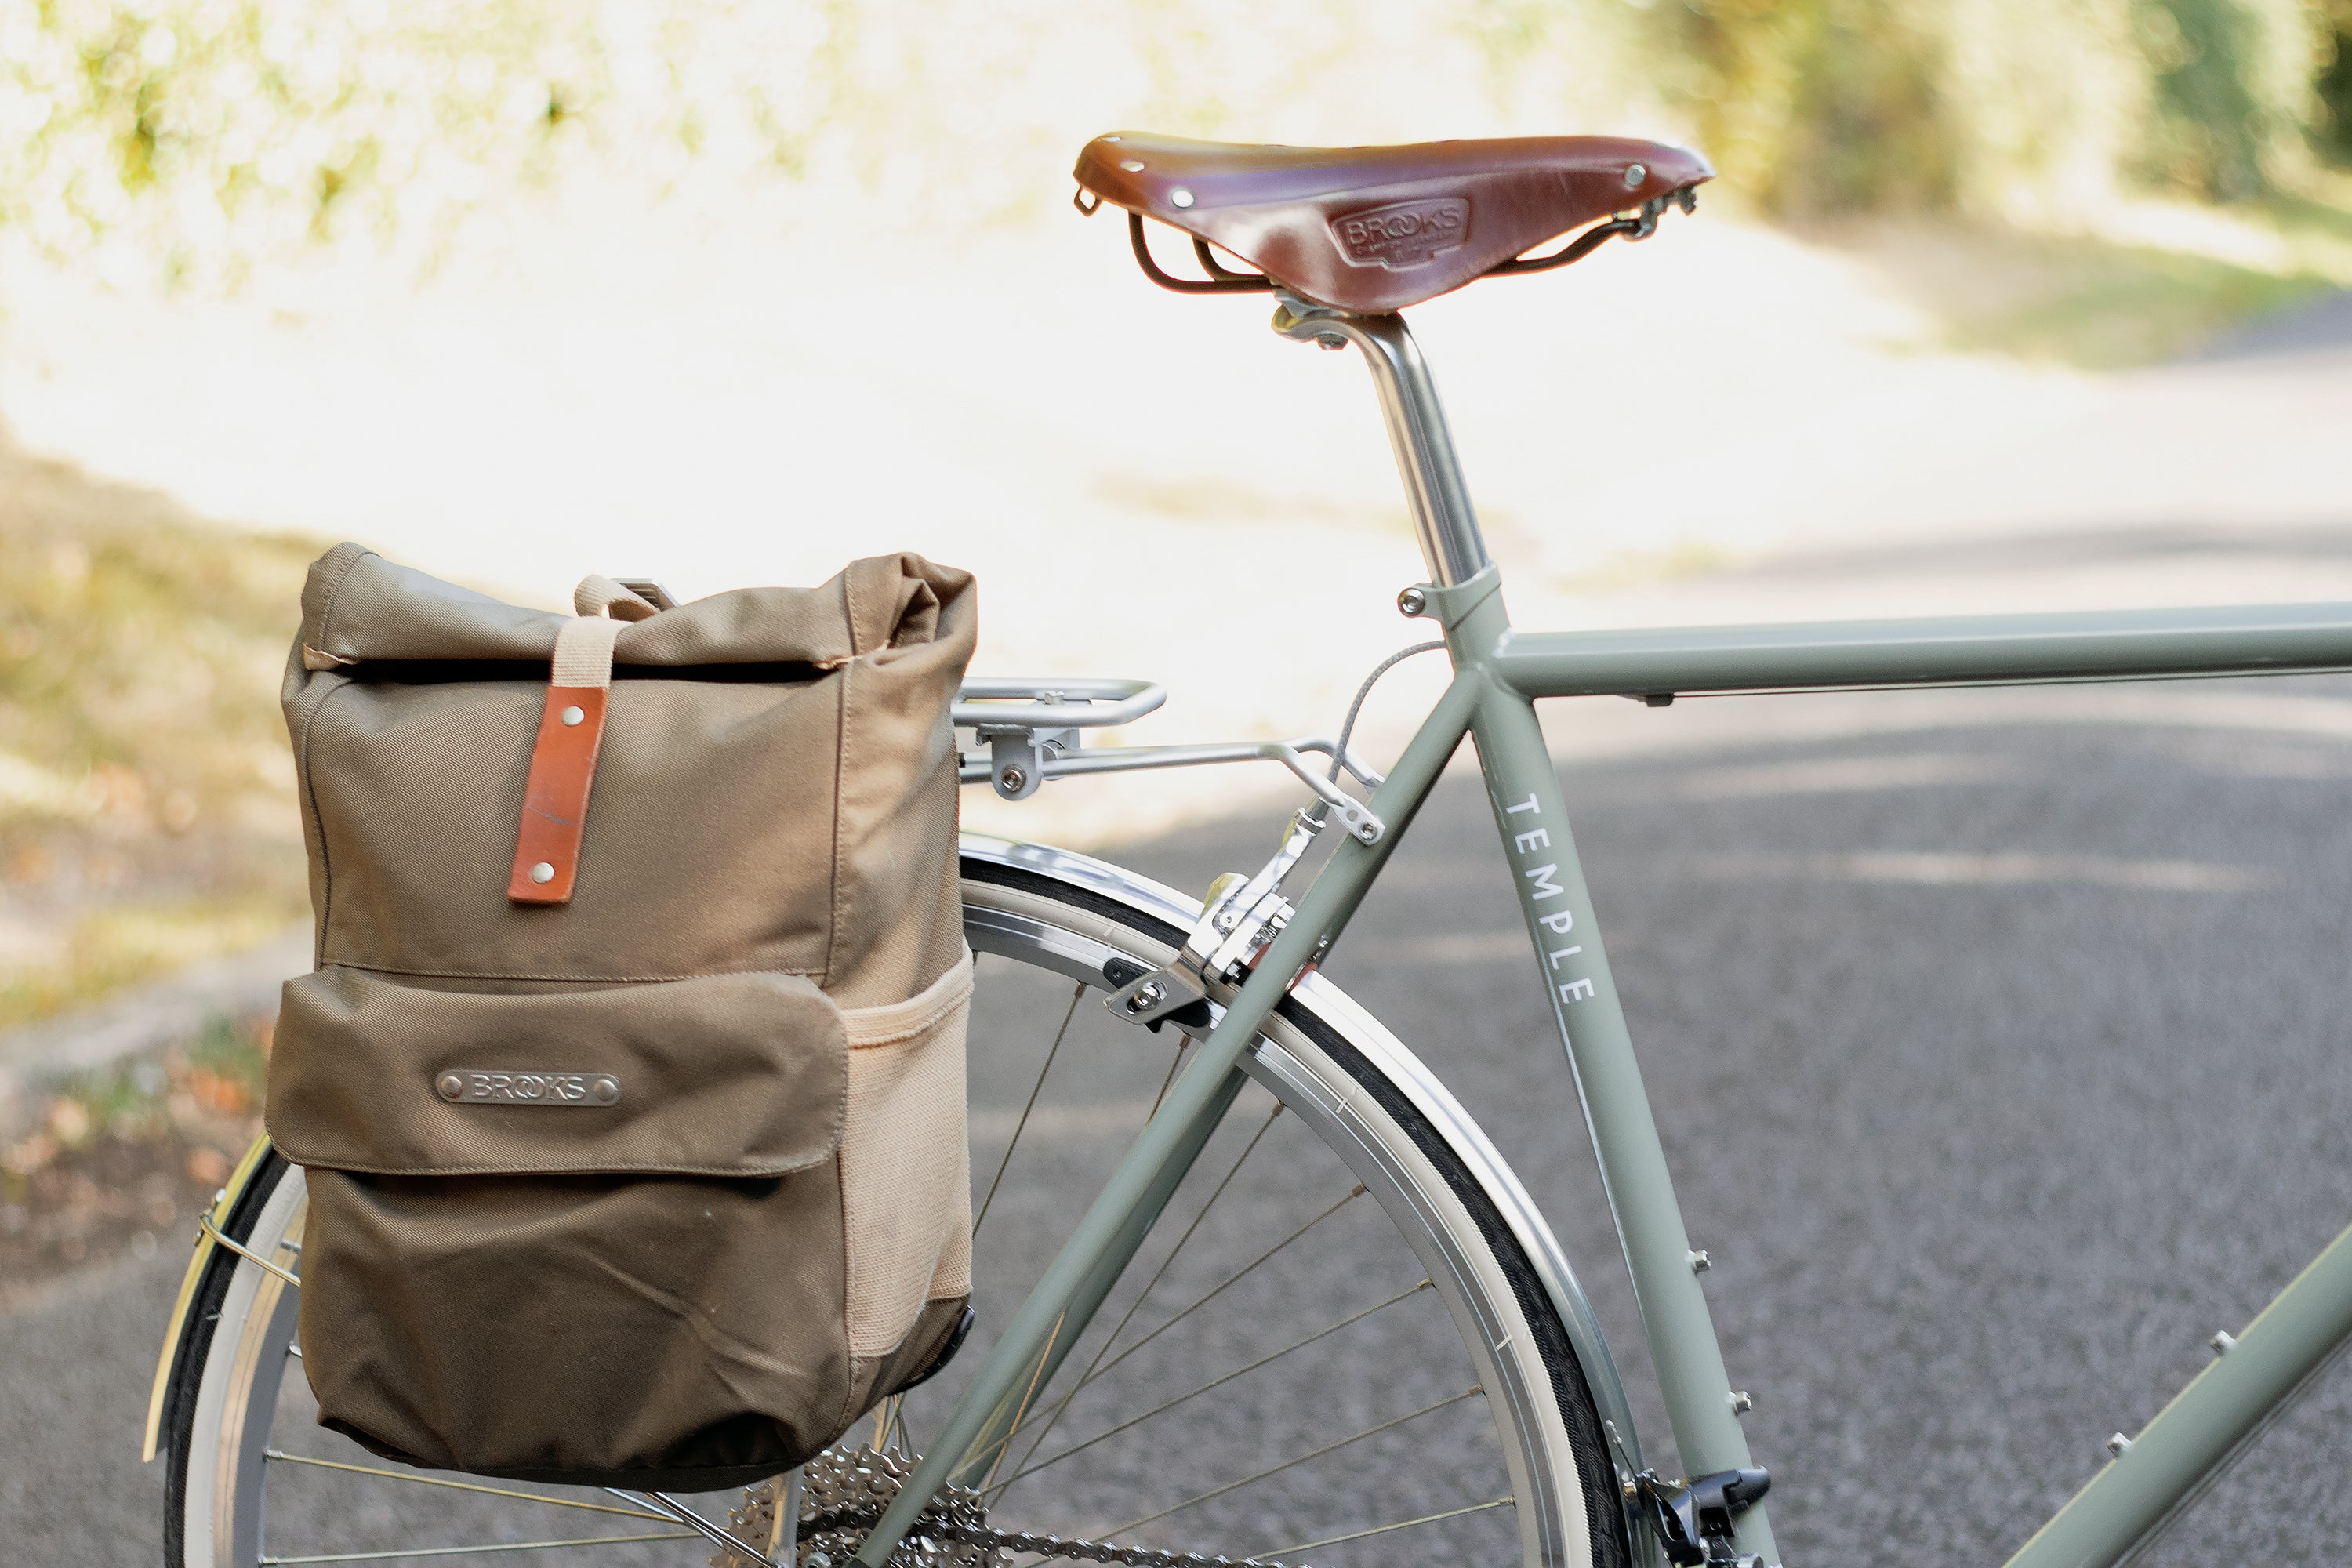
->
[713,1446,1297,1568]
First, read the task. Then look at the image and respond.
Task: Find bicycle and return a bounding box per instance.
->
[147,130,2352,1568]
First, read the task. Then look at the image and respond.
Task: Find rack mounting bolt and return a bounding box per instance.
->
[1397,586,1428,618]
[2209,1330,2237,1355]
[1727,1390,1753,1415]
[2104,1432,2133,1457]
[1688,1249,1711,1273]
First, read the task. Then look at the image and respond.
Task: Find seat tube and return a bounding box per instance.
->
[1465,669,1780,1565]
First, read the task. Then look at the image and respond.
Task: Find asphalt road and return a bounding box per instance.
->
[13,655,2352,1566]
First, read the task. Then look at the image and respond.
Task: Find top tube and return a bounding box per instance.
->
[1490,599,2352,699]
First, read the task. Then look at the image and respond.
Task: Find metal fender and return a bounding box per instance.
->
[141,1133,278,1464]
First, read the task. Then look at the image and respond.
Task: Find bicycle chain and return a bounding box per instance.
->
[713,1447,1297,1568]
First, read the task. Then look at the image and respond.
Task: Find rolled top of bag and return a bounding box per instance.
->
[281,543,976,1008]
[297,545,963,673]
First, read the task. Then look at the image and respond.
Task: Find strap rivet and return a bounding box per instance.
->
[530,862,555,884]
[561,705,585,727]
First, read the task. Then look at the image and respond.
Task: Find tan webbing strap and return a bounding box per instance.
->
[507,578,660,906]
[573,575,661,622]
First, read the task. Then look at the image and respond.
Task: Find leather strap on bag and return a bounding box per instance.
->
[507,577,660,905]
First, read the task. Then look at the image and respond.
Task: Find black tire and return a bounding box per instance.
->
[162,842,1633,1568]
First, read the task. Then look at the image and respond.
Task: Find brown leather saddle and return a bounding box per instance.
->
[1073,132,1712,314]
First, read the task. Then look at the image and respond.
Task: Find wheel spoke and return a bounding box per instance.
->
[1076,1182,1367,1392]
[619,1488,778,1563]
[1145,1036,1188,1120]
[263,1451,671,1520]
[258,1533,698,1563]
[1108,1385,1483,1536]
[974,981,1087,1238]
[875,1392,909,1454]
[976,1305,1073,1490]
[995,1279,1432,1492]
[996,1104,1286,1477]
[1264,1495,1515,1558]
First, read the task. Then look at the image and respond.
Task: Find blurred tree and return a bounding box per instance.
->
[2139,0,2328,195]
[2313,0,2352,160]
[0,0,600,290]
[1650,0,2331,213]
[0,0,2343,294]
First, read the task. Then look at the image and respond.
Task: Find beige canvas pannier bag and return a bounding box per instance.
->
[263,543,979,1490]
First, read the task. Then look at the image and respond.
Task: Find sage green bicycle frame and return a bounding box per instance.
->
[856,299,2352,1568]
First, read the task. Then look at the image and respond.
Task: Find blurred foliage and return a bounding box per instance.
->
[2318,0,2352,160]
[5,1,2352,290]
[1653,0,2336,213]
[0,441,313,1025]
[0,0,604,290]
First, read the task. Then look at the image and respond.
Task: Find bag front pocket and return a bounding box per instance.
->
[267,966,859,1486]
[268,966,847,1177]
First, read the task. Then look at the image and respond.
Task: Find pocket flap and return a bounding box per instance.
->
[267,967,847,1177]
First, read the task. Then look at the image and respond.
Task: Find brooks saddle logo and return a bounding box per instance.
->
[1331,198,1471,269]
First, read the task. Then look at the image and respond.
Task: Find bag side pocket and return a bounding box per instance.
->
[838,949,975,1358]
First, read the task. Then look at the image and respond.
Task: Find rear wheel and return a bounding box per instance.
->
[164,839,1632,1568]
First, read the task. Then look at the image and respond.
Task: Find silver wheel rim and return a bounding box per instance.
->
[171,846,1610,1568]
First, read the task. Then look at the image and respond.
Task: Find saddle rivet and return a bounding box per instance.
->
[1624,162,1647,188]
[1120,158,1145,172]
[1170,187,1195,209]
[560,705,585,726]
[436,1073,465,1101]
[530,862,555,884]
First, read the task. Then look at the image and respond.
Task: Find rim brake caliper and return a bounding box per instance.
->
[1104,807,1330,1031]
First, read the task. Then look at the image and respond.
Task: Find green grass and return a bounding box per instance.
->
[0,441,317,1029]
[1816,189,2352,368]
[1954,244,2335,368]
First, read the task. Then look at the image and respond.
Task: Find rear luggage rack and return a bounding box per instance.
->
[954,677,1385,844]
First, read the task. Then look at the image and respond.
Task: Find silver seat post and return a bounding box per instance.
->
[1273,298,1493,587]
